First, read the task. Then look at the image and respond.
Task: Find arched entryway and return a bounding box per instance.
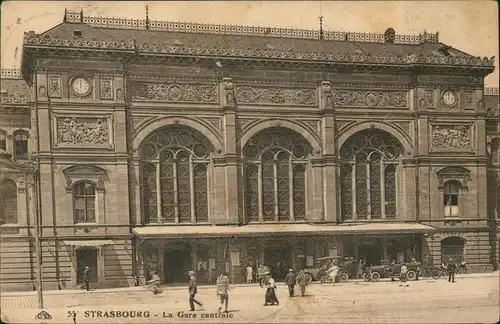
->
[76,247,98,284]
[441,236,466,263]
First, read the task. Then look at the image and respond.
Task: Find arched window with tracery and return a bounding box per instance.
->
[0,179,18,224]
[339,129,402,221]
[139,126,211,224]
[243,128,310,223]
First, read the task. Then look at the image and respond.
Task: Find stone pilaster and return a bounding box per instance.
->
[320,81,337,223]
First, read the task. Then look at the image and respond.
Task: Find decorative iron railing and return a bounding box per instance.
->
[64,9,439,45]
[484,88,500,96]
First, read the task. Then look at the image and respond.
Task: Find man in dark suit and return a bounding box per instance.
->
[188,271,203,311]
[447,258,456,283]
[83,266,90,291]
[284,269,296,297]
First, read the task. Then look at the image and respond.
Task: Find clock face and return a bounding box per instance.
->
[72,77,91,96]
[442,91,457,107]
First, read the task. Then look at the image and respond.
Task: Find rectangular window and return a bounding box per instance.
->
[14,133,28,160]
[444,194,459,217]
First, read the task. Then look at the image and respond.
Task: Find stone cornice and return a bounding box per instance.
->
[22,33,495,77]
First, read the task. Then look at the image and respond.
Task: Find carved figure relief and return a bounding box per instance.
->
[116,89,124,100]
[49,76,61,97]
[419,90,435,109]
[131,82,218,102]
[464,91,474,110]
[332,90,407,108]
[57,117,109,145]
[236,86,317,106]
[100,78,113,100]
[432,125,471,149]
[38,86,47,98]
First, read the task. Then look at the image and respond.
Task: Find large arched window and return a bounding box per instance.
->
[243,128,310,223]
[140,126,211,224]
[0,179,18,224]
[340,129,402,221]
[73,182,96,223]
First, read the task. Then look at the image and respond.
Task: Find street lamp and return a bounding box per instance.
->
[31,153,43,309]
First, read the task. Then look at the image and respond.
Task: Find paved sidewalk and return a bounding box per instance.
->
[2,270,498,297]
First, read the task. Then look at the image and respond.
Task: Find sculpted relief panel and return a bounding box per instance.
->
[131,82,218,102]
[332,90,408,108]
[431,124,472,151]
[54,115,112,148]
[236,86,317,106]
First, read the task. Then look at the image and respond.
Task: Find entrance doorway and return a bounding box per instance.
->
[264,245,291,281]
[441,236,465,263]
[164,249,192,283]
[76,248,98,283]
[358,243,382,267]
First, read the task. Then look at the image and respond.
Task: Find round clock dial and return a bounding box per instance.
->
[72,77,91,96]
[442,91,457,107]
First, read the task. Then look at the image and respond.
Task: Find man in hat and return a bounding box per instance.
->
[188,271,203,311]
[399,262,409,287]
[83,266,90,291]
[447,258,456,283]
[284,269,296,297]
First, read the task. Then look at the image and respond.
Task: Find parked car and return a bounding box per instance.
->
[302,256,350,283]
[369,261,421,281]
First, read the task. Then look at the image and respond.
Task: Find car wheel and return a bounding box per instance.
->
[363,272,371,282]
[304,274,312,284]
[431,270,441,280]
[370,272,381,282]
[407,270,416,281]
[338,272,349,283]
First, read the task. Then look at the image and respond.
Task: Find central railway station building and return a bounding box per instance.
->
[0,10,498,290]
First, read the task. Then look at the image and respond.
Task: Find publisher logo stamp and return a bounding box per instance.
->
[35,311,52,320]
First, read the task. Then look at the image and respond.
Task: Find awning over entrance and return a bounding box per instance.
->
[132,223,436,239]
[62,240,114,247]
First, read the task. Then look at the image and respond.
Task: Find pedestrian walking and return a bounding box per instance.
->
[147,271,161,295]
[296,270,310,297]
[246,265,254,284]
[216,272,231,313]
[263,274,279,306]
[208,268,214,284]
[447,258,456,283]
[284,269,296,297]
[188,271,203,311]
[399,262,409,287]
[83,266,90,291]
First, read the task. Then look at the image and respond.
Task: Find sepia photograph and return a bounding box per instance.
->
[0,1,499,323]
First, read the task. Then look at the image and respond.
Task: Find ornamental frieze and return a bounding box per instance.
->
[332,90,407,108]
[131,82,218,103]
[431,124,472,150]
[235,86,317,106]
[54,115,113,148]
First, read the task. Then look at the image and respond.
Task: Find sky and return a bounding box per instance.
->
[1,1,499,87]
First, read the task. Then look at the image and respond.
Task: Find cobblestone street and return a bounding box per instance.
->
[1,275,498,323]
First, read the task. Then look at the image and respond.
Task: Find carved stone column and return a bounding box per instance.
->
[320,81,337,223]
[219,77,239,224]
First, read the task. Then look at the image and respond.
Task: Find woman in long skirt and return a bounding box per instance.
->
[264,275,279,306]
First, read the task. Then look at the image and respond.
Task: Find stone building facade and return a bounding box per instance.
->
[0,10,498,290]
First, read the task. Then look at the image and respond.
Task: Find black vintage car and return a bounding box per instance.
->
[366,260,421,282]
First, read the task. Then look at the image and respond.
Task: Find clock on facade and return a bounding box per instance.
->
[442,90,457,107]
[71,77,92,96]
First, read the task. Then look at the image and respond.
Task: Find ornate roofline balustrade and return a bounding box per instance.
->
[1,69,22,79]
[63,9,439,45]
[485,88,500,96]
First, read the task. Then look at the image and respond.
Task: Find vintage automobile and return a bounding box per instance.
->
[367,260,422,282]
[302,256,350,283]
